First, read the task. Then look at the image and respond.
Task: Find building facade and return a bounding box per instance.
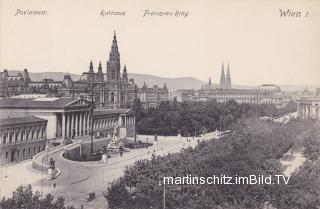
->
[0,116,47,164]
[1,32,138,109]
[297,96,320,120]
[0,97,136,144]
[138,83,169,109]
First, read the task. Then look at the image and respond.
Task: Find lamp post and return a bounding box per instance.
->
[134,84,138,143]
[4,164,8,179]
[83,70,105,154]
[159,180,181,209]
[41,158,44,196]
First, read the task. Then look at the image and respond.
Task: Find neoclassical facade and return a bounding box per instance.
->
[0,97,136,144]
[297,96,320,120]
[0,116,47,164]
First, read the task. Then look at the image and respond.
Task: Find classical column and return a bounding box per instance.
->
[86,111,90,135]
[13,130,16,144]
[75,112,79,137]
[62,113,66,138]
[71,113,74,138]
[80,112,83,136]
[84,112,88,135]
[66,113,70,138]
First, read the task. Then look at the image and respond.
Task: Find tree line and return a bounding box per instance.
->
[107,118,320,209]
[132,99,297,136]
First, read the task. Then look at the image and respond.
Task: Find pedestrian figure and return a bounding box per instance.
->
[153,149,155,153]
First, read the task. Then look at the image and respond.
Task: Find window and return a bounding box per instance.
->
[28,148,31,154]
[23,149,25,156]
[6,152,8,159]
[38,146,41,152]
[17,150,20,157]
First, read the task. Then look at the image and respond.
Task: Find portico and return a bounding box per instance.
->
[297,97,320,120]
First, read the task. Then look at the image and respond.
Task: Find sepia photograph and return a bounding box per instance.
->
[0,0,320,208]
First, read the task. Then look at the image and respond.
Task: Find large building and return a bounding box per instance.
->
[0,69,31,97]
[194,63,292,108]
[0,32,138,109]
[0,97,136,144]
[297,89,320,119]
[0,116,47,164]
[138,83,169,109]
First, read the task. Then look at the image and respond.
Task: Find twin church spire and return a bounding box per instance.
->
[220,62,231,89]
[209,61,232,89]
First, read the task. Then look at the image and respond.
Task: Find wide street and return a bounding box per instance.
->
[1,132,217,209]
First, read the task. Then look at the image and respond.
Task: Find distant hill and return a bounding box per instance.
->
[9,70,81,81]
[279,85,319,92]
[6,70,318,91]
[128,73,205,90]
[8,70,206,90]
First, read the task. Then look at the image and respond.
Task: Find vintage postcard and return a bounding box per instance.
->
[0,0,320,209]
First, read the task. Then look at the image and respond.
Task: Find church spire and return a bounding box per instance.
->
[226,62,231,89]
[209,77,212,87]
[122,65,128,82]
[98,61,102,73]
[89,60,94,73]
[220,62,226,89]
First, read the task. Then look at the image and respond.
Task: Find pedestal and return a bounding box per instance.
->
[47,168,57,180]
[102,154,108,164]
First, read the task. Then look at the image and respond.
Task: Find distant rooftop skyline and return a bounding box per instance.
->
[1,0,320,86]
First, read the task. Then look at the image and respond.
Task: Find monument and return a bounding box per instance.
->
[47,158,58,180]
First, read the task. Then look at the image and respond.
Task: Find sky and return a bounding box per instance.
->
[1,0,320,86]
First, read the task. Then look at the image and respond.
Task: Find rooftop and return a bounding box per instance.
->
[0,97,83,109]
[93,109,133,116]
[0,116,47,127]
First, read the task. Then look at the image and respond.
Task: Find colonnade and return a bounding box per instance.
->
[61,110,91,138]
[298,102,320,119]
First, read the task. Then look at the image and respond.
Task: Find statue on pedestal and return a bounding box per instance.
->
[47,157,57,180]
[49,158,55,169]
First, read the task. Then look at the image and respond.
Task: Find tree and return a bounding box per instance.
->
[0,185,74,209]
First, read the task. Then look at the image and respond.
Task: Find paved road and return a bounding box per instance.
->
[47,136,202,209]
[1,133,217,209]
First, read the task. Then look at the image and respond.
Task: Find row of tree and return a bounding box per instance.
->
[132,99,297,136]
[0,185,74,209]
[107,118,320,209]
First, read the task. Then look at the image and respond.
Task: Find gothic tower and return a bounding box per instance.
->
[88,61,95,82]
[226,62,231,89]
[122,65,128,82]
[97,61,104,82]
[107,31,121,81]
[220,62,226,89]
[209,77,212,88]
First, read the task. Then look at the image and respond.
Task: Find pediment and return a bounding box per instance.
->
[66,99,90,109]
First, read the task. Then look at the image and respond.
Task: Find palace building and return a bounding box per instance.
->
[138,83,169,109]
[0,116,47,164]
[0,97,136,145]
